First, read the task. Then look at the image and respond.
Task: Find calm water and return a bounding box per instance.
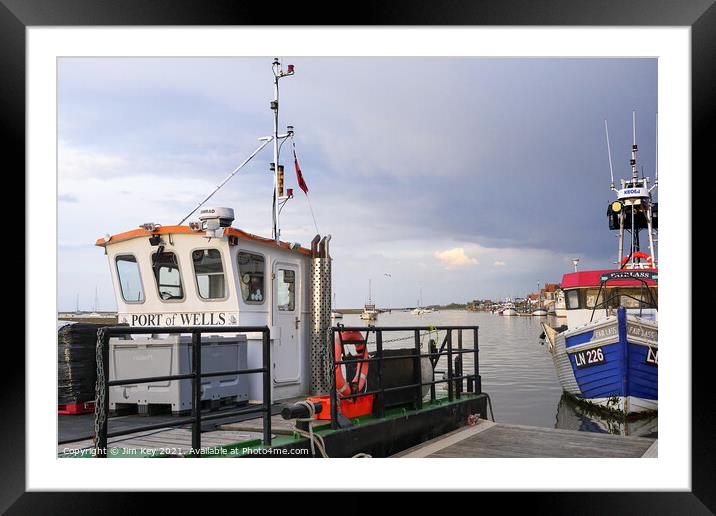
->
[338,309,657,437]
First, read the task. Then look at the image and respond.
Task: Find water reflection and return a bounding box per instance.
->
[555,393,658,438]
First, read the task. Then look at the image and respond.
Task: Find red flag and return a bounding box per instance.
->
[293,144,309,195]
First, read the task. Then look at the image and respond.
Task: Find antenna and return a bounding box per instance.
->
[271,58,296,245]
[630,110,638,180]
[178,59,295,232]
[654,112,658,182]
[604,120,615,190]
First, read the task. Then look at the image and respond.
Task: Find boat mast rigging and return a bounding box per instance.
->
[605,111,658,269]
[177,59,296,247]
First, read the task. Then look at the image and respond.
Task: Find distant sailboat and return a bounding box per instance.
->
[531,282,548,316]
[360,279,378,320]
[331,292,343,319]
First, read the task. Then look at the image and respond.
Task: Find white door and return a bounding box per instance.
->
[273,262,300,384]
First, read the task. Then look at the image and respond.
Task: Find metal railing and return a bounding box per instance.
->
[329,325,480,430]
[92,325,271,457]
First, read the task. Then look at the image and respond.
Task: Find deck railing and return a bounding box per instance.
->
[91,325,271,457]
[329,325,480,430]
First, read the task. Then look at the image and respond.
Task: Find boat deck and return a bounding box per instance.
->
[392,420,657,458]
[57,401,300,457]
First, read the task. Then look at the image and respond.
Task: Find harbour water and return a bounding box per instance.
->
[339,309,657,438]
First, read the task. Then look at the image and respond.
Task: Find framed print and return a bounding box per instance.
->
[5,0,711,512]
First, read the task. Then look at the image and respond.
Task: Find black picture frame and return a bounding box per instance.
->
[5,0,708,512]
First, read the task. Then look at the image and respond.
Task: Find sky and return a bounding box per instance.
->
[57,57,658,311]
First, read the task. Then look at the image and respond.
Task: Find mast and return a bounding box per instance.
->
[607,111,658,270]
[178,59,295,230]
[270,58,295,245]
[629,111,638,260]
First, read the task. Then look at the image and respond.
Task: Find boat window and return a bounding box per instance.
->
[115,255,145,303]
[237,251,265,304]
[565,289,580,309]
[192,249,226,300]
[152,251,184,301]
[590,288,622,309]
[277,269,296,311]
[618,287,652,309]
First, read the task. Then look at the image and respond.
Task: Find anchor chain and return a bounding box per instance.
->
[93,327,108,454]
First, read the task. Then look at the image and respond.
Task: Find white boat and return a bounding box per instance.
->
[554,290,567,318]
[361,280,378,320]
[541,112,658,416]
[501,302,517,316]
[531,282,548,316]
[412,290,430,315]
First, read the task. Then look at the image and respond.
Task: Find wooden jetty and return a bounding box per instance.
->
[392,419,657,458]
[58,414,657,459]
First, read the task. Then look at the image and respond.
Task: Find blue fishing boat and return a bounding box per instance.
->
[542,112,658,416]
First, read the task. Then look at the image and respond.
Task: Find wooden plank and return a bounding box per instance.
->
[391,421,655,459]
[642,439,658,457]
[393,420,497,458]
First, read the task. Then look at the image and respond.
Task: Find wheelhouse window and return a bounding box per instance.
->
[115,255,144,303]
[237,251,265,304]
[617,287,656,309]
[192,249,226,300]
[152,251,184,301]
[565,289,580,309]
[277,269,296,311]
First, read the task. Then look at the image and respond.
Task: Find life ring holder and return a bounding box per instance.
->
[334,330,370,397]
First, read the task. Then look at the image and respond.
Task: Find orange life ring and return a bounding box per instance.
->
[335,331,369,396]
[621,252,653,266]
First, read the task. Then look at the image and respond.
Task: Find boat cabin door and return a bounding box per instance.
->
[272,262,301,384]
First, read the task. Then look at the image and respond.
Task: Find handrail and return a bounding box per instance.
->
[589,277,658,323]
[92,325,271,457]
[328,325,480,430]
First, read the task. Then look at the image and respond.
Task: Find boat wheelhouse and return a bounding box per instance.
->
[97,211,319,408]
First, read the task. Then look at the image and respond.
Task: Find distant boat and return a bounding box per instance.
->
[331,293,343,319]
[554,290,567,318]
[412,290,431,315]
[531,282,548,316]
[502,302,517,316]
[360,304,378,320]
[361,280,378,320]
